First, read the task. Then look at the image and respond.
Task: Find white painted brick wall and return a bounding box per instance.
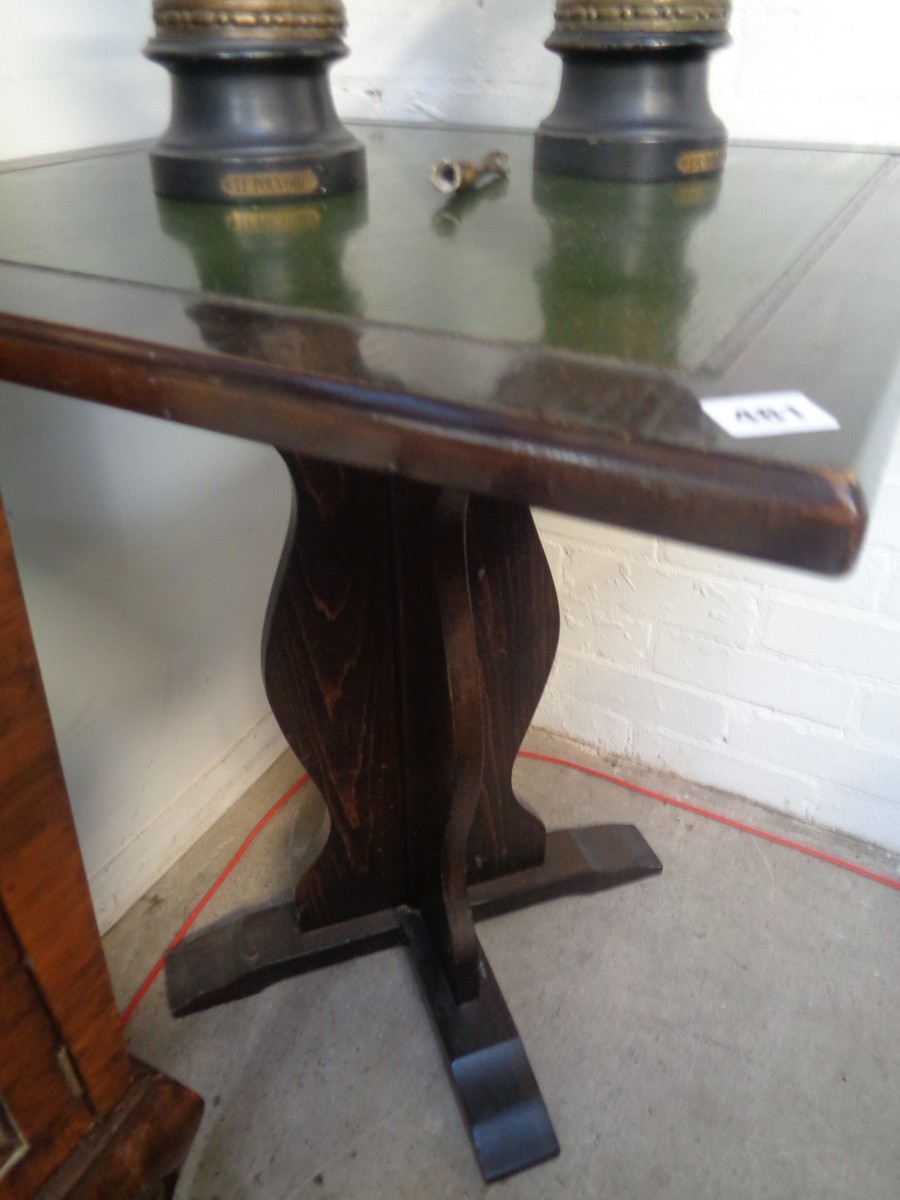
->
[652,631,853,728]
[762,606,900,687]
[881,575,900,623]
[861,690,900,747]
[534,411,900,855]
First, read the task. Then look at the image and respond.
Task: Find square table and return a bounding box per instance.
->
[1,125,898,1183]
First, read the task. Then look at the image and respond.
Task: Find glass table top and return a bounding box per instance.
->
[0,126,886,378]
[1,124,899,571]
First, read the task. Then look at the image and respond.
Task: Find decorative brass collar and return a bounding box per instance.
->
[152,0,347,40]
[553,2,731,36]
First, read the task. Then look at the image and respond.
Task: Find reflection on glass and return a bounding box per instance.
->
[431,177,511,238]
[155,191,368,375]
[0,131,880,386]
[532,173,721,369]
[156,191,368,314]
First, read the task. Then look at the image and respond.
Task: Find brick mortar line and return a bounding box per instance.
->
[649,625,891,689]
[555,656,855,732]
[629,726,900,807]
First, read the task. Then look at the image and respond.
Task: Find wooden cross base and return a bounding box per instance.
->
[164,457,662,1182]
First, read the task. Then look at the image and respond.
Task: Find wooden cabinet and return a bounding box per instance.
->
[0,497,202,1199]
[0,910,95,1195]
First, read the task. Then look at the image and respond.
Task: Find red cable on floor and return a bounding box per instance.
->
[119,774,310,1028]
[519,749,900,893]
[120,749,900,1026]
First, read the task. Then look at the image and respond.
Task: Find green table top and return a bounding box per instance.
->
[1,125,898,571]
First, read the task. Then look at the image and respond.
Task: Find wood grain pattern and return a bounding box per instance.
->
[391,485,483,1001]
[0,495,133,1118]
[263,461,560,996]
[263,457,408,929]
[465,497,559,884]
[0,909,93,1198]
[35,1063,203,1200]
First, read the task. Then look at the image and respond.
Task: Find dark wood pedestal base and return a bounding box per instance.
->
[165,458,662,1181]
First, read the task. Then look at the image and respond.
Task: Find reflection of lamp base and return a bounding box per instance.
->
[146,47,366,204]
[532,170,721,367]
[535,48,726,183]
[156,187,368,315]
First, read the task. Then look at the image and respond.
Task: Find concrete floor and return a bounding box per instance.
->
[104,731,900,1200]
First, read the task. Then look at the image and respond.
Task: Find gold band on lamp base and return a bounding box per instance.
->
[152,0,347,41]
[549,2,731,43]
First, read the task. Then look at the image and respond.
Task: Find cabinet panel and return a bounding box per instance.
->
[0,910,94,1199]
[0,497,132,1116]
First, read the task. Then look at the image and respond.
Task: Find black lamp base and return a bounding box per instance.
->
[146,46,366,204]
[149,140,367,206]
[536,47,726,184]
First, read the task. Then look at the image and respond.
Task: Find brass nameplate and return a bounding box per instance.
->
[676,149,726,176]
[226,208,323,235]
[221,169,321,199]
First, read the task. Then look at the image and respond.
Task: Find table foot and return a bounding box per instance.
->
[165,821,658,1180]
[166,824,660,1018]
[166,905,405,1018]
[470,824,662,921]
[399,910,560,1182]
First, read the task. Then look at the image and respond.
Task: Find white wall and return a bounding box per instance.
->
[534,417,900,853]
[0,391,291,931]
[332,0,900,150]
[1,2,292,933]
[1,0,899,935]
[0,3,164,160]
